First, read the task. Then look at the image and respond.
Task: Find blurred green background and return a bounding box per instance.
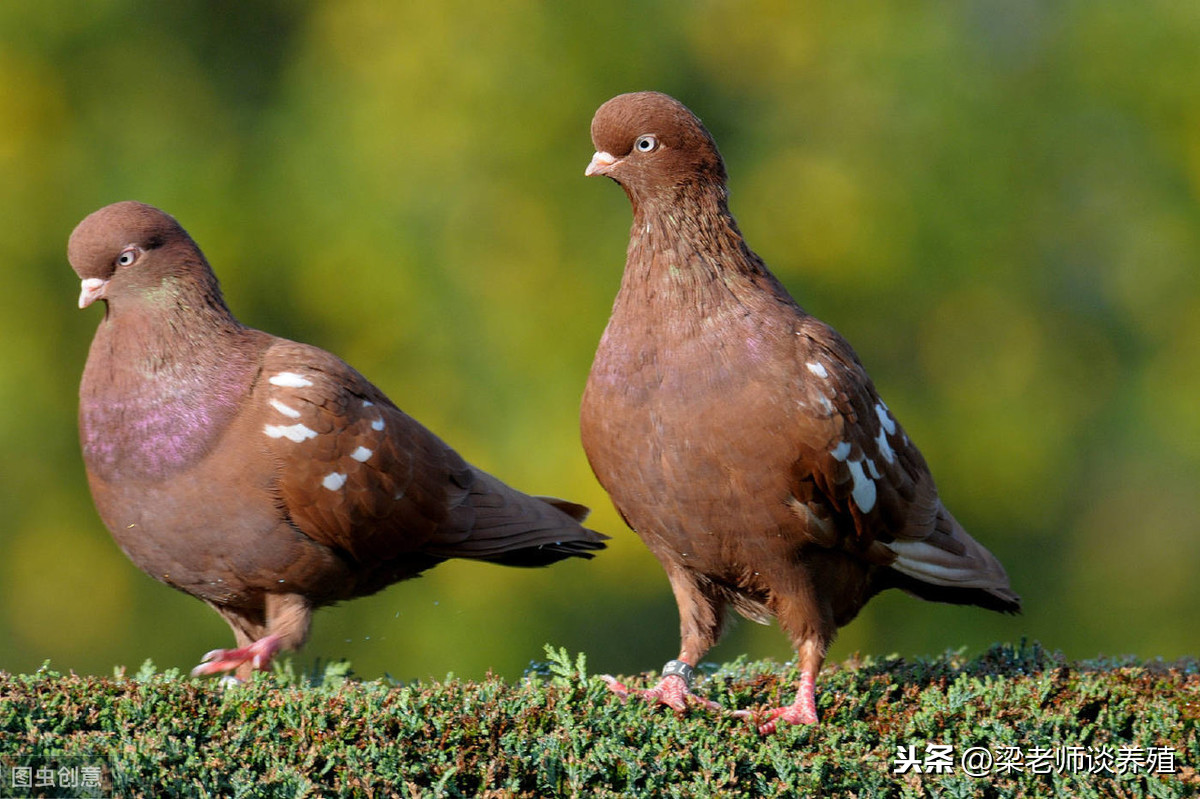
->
[2,0,1197,682]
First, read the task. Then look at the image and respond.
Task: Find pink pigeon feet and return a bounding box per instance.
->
[601,659,723,713]
[734,670,819,734]
[190,634,282,678]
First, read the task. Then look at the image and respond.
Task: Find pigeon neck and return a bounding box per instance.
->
[625,184,793,309]
[80,287,262,481]
[96,279,246,378]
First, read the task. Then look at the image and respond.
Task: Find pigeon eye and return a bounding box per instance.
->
[116,247,138,267]
[634,135,659,153]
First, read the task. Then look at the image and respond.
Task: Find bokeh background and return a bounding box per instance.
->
[2,1,1197,682]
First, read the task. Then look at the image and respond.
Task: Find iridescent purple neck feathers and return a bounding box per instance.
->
[80,318,265,481]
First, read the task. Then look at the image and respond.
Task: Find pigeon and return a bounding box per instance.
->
[580,92,1019,733]
[70,201,606,680]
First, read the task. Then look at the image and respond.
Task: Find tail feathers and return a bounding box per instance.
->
[883,504,1021,614]
[536,496,591,524]
[479,536,607,567]
[423,470,607,566]
[880,571,1021,614]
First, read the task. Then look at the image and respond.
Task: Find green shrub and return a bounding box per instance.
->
[1,642,1195,798]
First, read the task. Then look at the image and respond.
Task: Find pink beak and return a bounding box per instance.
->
[78,277,108,309]
[585,151,618,177]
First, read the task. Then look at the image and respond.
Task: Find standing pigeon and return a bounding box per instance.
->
[70,201,606,680]
[580,92,1019,733]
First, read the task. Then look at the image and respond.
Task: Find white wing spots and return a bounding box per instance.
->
[846,459,877,513]
[268,398,301,419]
[362,400,385,431]
[875,402,897,435]
[263,423,318,443]
[832,440,878,512]
[806,361,829,379]
[876,428,896,463]
[872,402,898,463]
[350,446,373,462]
[322,472,347,491]
[269,372,313,388]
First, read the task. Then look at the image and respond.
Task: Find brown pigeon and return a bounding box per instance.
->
[580,92,1019,733]
[70,201,606,679]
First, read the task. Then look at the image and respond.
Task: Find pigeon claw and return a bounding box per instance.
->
[602,673,722,713]
[190,634,282,677]
[734,703,819,735]
[600,674,633,701]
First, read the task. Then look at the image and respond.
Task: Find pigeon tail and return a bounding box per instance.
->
[882,504,1021,614]
[423,470,607,566]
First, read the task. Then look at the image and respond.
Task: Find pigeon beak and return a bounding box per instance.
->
[585,151,618,177]
[78,277,108,309]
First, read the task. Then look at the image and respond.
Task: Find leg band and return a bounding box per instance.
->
[661,659,695,687]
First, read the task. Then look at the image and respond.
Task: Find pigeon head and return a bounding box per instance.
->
[68,201,220,312]
[585,92,728,200]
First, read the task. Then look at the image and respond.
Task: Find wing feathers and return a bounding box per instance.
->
[259,340,604,568]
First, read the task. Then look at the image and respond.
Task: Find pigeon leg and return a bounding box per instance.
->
[735,638,824,734]
[192,593,311,680]
[736,669,818,734]
[601,561,725,712]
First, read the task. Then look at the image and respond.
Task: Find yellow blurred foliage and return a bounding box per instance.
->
[4,514,132,658]
[1,0,1196,679]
